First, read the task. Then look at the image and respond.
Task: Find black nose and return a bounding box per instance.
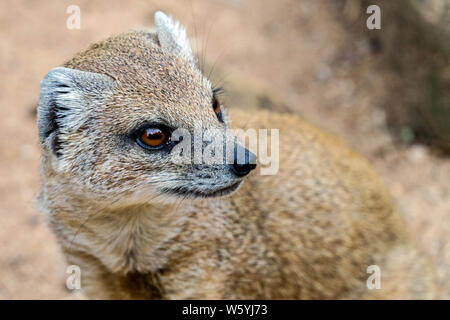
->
[231,144,257,177]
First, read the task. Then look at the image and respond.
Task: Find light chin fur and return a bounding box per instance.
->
[160,180,243,199]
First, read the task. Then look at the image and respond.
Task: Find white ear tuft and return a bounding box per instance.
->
[38,67,114,147]
[154,11,195,64]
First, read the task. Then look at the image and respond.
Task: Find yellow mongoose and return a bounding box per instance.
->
[37,12,435,299]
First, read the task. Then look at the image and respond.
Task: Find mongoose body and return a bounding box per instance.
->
[37,12,435,299]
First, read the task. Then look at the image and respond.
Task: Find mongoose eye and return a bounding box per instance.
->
[137,127,169,149]
[213,97,221,114]
[212,96,223,122]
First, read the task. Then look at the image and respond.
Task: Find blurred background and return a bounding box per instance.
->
[0,0,449,299]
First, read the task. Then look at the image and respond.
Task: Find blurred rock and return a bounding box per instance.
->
[407,144,429,163]
[405,0,450,53]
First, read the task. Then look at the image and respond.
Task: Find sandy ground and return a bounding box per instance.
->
[0,0,448,299]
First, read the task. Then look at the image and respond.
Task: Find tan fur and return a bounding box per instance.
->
[37,29,436,299]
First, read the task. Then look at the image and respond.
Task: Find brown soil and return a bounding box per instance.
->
[0,0,448,299]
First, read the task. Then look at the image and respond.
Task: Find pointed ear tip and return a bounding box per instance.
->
[154,11,169,23]
[44,67,62,78]
[41,67,70,86]
[43,67,75,79]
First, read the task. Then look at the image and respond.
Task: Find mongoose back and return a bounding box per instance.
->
[37,12,435,299]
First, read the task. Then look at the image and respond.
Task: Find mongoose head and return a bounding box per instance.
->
[37,11,256,205]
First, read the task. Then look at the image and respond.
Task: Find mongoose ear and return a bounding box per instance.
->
[154,11,195,64]
[38,67,114,155]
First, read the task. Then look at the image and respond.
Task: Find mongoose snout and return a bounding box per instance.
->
[230,143,257,177]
